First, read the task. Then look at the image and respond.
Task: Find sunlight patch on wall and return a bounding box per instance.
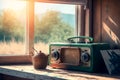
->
[108,16,118,27]
[103,22,120,44]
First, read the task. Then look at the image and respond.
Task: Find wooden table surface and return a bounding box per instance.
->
[0,65,120,80]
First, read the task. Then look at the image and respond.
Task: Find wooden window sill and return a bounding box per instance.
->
[0,55,32,65]
[0,65,120,80]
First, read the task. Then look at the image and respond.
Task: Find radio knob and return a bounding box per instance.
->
[51,51,60,60]
[81,52,90,63]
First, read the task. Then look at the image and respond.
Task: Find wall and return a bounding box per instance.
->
[93,0,120,49]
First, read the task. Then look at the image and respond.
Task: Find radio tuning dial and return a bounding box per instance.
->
[51,50,60,60]
[81,52,90,63]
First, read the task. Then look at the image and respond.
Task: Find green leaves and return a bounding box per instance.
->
[0,9,25,42]
[0,9,74,43]
[35,10,74,43]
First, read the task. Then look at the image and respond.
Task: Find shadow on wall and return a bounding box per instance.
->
[102,0,120,49]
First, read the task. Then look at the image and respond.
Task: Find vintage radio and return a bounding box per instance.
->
[49,36,109,72]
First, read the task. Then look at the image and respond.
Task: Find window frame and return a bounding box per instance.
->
[0,0,34,64]
[0,0,90,64]
[35,0,87,5]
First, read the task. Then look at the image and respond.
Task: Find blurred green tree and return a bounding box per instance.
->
[0,9,74,43]
[35,10,74,43]
[1,9,25,42]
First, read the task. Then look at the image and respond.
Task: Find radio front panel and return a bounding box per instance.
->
[50,45,91,67]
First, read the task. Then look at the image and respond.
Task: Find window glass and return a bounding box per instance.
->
[0,0,26,55]
[34,2,76,54]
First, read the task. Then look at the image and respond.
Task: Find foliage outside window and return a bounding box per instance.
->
[0,1,76,56]
[34,2,76,54]
[0,0,26,55]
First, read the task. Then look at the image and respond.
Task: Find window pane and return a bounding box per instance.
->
[0,0,26,55]
[34,2,76,54]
